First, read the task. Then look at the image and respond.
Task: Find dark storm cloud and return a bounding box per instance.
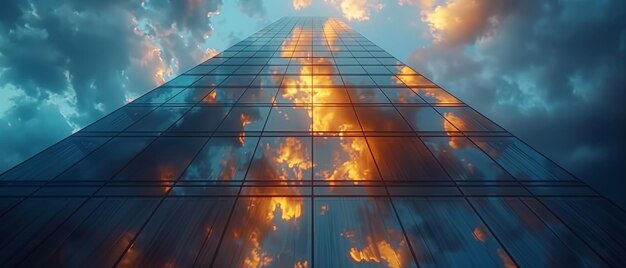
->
[408,0,626,206]
[0,0,223,172]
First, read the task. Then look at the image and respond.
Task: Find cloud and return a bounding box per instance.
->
[238,0,267,18]
[0,0,223,172]
[325,0,385,21]
[403,0,515,45]
[407,0,626,206]
[293,0,312,10]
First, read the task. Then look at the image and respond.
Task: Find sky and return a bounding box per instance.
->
[0,0,625,206]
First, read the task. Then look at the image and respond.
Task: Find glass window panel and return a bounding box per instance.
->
[132,87,185,104]
[233,65,263,75]
[0,198,85,266]
[471,197,604,267]
[381,88,425,104]
[312,65,338,75]
[200,87,246,104]
[167,106,231,132]
[247,137,312,181]
[422,137,514,181]
[338,65,366,75]
[471,137,575,181]
[396,107,456,132]
[81,106,155,132]
[127,107,190,132]
[395,75,435,87]
[367,137,449,181]
[371,75,406,87]
[166,87,214,104]
[334,58,359,65]
[18,198,159,267]
[312,106,361,131]
[164,75,203,86]
[394,198,505,267]
[219,75,256,87]
[185,65,216,75]
[193,75,228,87]
[275,85,312,104]
[209,65,239,75]
[313,137,380,181]
[237,87,278,104]
[114,137,208,181]
[267,57,291,65]
[355,57,380,65]
[542,198,626,266]
[354,107,412,132]
[265,106,312,131]
[260,65,287,75]
[412,87,461,103]
[218,106,270,132]
[313,88,351,104]
[314,198,417,268]
[56,137,155,181]
[347,88,391,104]
[377,58,403,65]
[436,107,502,131]
[251,75,284,87]
[119,198,233,267]
[0,137,108,181]
[286,65,305,75]
[341,75,376,86]
[181,137,259,181]
[314,75,344,87]
[212,197,311,267]
[363,65,392,75]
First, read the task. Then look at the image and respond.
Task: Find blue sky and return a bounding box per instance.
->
[0,0,625,206]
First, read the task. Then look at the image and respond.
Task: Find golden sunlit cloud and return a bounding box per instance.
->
[418,0,510,45]
[325,0,384,21]
[293,0,312,10]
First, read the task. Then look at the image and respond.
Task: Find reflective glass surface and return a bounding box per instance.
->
[0,17,622,267]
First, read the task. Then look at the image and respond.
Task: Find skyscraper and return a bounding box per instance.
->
[0,16,624,267]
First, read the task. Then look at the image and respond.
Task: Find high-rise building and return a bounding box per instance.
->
[1,17,624,267]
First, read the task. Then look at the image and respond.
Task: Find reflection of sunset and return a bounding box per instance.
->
[349,238,405,268]
[268,197,303,221]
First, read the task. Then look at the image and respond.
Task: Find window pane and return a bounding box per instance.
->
[247,137,312,181]
[132,87,185,104]
[422,137,513,180]
[313,137,380,181]
[471,137,575,181]
[354,107,412,132]
[114,137,208,181]
[181,136,259,181]
[367,137,449,181]
[396,107,456,132]
[81,106,155,132]
[127,107,190,132]
[167,106,230,132]
[57,137,155,181]
[0,137,108,181]
[314,197,416,267]
[436,107,502,131]
[218,106,270,132]
[394,198,505,267]
[265,107,312,131]
[212,197,311,267]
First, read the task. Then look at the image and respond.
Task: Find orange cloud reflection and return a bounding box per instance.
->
[349,238,404,268]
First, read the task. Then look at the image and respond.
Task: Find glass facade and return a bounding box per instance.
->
[1,17,625,267]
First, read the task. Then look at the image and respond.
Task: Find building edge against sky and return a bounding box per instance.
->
[0,17,624,267]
